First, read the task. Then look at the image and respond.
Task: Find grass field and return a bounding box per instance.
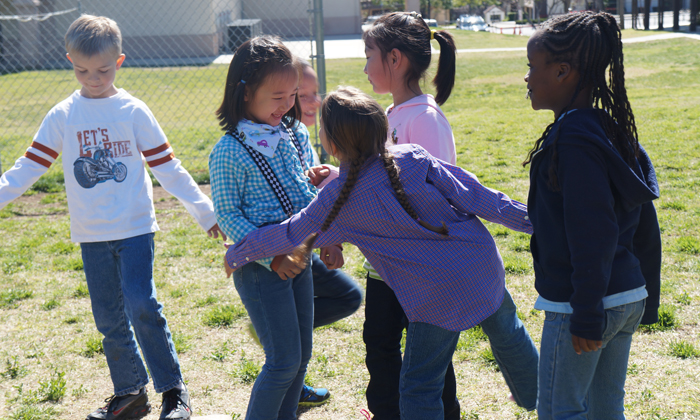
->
[0,32,699,419]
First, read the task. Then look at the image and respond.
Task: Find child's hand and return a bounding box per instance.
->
[306,165,331,187]
[208,223,227,241]
[320,245,345,270]
[571,334,602,355]
[223,243,236,278]
[271,254,306,280]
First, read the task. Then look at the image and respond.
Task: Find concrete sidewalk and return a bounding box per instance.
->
[212,29,699,65]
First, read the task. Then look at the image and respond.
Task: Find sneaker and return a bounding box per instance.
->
[298,384,331,407]
[86,388,151,420]
[160,386,191,420]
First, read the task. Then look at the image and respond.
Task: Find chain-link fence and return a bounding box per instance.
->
[0,0,327,177]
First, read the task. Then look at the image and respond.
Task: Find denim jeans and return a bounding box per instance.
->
[233,260,314,420]
[537,299,645,420]
[80,233,182,396]
[310,252,362,328]
[480,288,539,411]
[400,322,461,420]
[363,276,460,420]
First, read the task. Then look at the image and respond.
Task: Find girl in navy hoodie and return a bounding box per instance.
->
[523,12,661,419]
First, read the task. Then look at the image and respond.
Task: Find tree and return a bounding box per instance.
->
[452,0,500,9]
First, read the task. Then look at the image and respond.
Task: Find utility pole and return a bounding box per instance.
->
[312,0,327,162]
[673,0,680,31]
[618,0,625,29]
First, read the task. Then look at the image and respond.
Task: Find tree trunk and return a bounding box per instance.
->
[619,0,625,29]
[690,0,698,32]
[631,0,638,29]
[658,0,665,29]
[644,0,651,29]
[673,0,680,31]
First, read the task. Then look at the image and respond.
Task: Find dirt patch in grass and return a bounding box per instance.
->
[8,185,209,216]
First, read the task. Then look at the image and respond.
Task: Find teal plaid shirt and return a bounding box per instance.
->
[209,120,316,269]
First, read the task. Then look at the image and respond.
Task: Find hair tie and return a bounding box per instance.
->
[240,79,246,84]
[430,30,436,40]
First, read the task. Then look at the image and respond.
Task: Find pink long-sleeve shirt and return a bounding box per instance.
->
[387,94,456,165]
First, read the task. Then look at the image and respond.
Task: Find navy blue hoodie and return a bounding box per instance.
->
[528,108,661,341]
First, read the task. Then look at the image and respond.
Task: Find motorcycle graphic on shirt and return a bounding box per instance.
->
[73,144,127,189]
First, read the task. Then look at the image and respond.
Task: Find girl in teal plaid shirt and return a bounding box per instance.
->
[208,36,347,420]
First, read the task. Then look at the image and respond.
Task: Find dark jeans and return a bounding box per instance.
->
[363,276,460,420]
[311,252,363,328]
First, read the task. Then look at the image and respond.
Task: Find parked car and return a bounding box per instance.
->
[364,15,381,26]
[458,15,488,31]
[425,18,438,27]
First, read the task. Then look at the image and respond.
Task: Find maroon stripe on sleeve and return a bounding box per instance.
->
[147,153,175,168]
[31,142,59,159]
[24,151,52,168]
[142,142,171,157]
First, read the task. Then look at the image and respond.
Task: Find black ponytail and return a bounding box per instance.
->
[363,12,456,105]
[432,30,456,105]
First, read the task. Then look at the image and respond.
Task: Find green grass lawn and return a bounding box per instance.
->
[0,34,699,419]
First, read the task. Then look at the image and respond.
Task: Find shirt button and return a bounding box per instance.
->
[233,263,237,267]
[524,216,529,220]
[246,257,250,261]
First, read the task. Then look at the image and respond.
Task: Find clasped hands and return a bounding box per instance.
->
[224,243,344,280]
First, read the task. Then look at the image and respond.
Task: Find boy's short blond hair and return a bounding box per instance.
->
[65,14,122,57]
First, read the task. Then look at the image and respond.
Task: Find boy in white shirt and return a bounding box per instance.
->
[0,15,224,420]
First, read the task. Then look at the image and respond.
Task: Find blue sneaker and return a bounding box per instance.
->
[298,384,331,407]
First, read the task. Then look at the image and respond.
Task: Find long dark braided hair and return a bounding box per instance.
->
[522,12,640,190]
[318,86,447,235]
[215,36,302,132]
[363,12,457,105]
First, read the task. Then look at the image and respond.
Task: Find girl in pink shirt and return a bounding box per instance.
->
[361,11,538,418]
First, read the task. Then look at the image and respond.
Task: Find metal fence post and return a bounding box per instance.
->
[618,0,625,29]
[313,0,327,163]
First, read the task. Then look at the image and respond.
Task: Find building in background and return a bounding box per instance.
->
[484,5,506,23]
[0,0,361,72]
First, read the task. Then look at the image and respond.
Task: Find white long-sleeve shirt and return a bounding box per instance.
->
[0,89,217,242]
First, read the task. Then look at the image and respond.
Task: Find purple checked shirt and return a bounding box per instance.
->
[227,144,532,332]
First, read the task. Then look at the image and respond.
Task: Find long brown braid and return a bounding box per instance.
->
[381,153,448,234]
[522,12,640,190]
[318,86,447,235]
[320,156,367,232]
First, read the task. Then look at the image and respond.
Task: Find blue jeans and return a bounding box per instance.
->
[233,260,314,420]
[399,322,461,420]
[480,288,539,411]
[363,276,460,420]
[537,299,645,420]
[310,252,362,328]
[80,233,182,396]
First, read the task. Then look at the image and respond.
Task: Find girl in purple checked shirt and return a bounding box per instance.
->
[224,87,536,420]
[362,11,537,418]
